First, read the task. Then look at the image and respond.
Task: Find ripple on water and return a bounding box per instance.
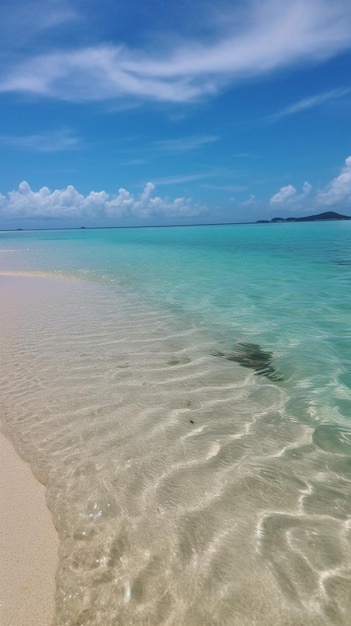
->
[2,275,351,625]
[313,423,351,456]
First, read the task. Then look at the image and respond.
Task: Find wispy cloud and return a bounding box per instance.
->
[119,159,147,166]
[269,88,351,121]
[0,129,80,152]
[153,167,245,185]
[1,1,351,104]
[201,183,247,192]
[151,171,218,185]
[153,135,219,152]
[0,0,78,51]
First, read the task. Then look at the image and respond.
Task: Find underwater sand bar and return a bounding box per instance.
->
[0,274,59,626]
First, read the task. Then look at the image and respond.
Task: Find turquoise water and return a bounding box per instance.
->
[3,222,351,422]
[1,222,351,625]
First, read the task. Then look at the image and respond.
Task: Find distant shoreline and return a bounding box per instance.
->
[256,210,351,224]
[0,210,350,232]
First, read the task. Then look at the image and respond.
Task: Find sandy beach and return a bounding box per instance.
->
[0,433,58,626]
[0,435,58,626]
[0,273,59,625]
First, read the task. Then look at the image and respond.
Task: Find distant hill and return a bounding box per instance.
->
[258,211,351,224]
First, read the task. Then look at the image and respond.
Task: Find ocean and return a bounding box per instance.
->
[1,222,351,625]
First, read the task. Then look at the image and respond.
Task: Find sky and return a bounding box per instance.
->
[0,0,351,228]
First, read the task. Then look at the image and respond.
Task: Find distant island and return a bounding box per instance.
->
[257,211,351,224]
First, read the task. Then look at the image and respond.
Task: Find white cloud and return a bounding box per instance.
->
[270,88,351,120]
[302,181,312,195]
[269,180,312,209]
[153,135,219,152]
[152,171,218,185]
[239,194,258,208]
[1,158,351,224]
[317,156,351,207]
[152,167,240,186]
[1,1,351,103]
[270,184,297,205]
[0,1,78,51]
[0,129,80,152]
[269,157,351,214]
[0,181,204,220]
[201,184,246,192]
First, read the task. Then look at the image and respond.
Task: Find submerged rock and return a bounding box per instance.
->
[212,342,283,381]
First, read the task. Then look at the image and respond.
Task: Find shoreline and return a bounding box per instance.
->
[0,432,58,626]
[1,260,350,623]
[0,272,60,625]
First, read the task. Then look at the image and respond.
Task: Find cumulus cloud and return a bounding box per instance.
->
[269,180,313,210]
[270,184,297,205]
[269,157,351,213]
[1,0,351,103]
[317,156,351,207]
[239,194,257,207]
[0,181,204,220]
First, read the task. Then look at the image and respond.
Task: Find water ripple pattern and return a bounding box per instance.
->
[0,272,350,626]
[1,222,351,625]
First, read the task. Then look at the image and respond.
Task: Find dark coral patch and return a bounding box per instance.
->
[212,342,283,382]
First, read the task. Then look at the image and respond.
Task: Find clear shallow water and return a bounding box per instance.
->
[1,223,351,625]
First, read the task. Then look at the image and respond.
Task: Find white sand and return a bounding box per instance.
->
[0,272,59,625]
[0,432,58,626]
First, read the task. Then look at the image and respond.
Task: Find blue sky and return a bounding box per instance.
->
[0,0,351,228]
